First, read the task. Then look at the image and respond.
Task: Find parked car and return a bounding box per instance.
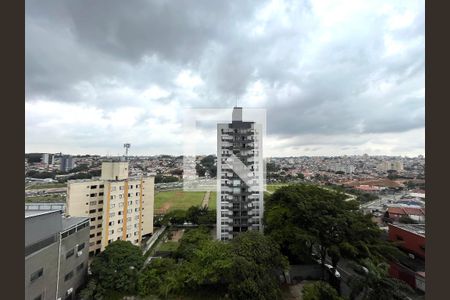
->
[324,263,341,278]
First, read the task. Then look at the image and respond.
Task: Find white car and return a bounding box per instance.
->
[324,263,341,278]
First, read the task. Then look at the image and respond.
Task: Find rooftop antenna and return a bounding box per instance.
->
[124,143,131,160]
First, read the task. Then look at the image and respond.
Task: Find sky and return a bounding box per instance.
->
[25,0,425,157]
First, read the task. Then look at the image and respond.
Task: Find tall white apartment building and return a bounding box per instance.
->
[216,107,264,240]
[66,161,154,256]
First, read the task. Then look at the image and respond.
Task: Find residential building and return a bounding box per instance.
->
[66,161,155,256]
[60,155,74,172]
[378,160,404,172]
[385,207,425,223]
[41,153,54,165]
[388,224,425,292]
[25,210,89,300]
[216,107,264,240]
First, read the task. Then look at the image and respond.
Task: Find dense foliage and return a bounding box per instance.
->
[349,259,413,300]
[302,281,344,300]
[265,184,404,272]
[81,241,144,299]
[155,174,179,183]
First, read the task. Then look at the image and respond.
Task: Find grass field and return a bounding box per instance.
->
[266,184,289,192]
[208,191,217,210]
[157,241,179,252]
[26,182,67,190]
[154,190,206,212]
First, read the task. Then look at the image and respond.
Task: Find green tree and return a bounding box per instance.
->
[89,241,144,297]
[265,184,404,279]
[166,209,187,225]
[137,258,177,297]
[349,260,413,300]
[302,281,344,300]
[176,227,211,259]
[227,231,288,300]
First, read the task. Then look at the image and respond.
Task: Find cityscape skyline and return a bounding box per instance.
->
[26,0,424,157]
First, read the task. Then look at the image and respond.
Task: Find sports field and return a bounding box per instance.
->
[266,184,288,193]
[154,190,206,213]
[208,191,217,210]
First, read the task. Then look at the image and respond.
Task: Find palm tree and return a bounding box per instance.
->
[349,259,413,300]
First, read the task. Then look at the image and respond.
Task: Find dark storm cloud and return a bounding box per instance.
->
[25,0,425,155]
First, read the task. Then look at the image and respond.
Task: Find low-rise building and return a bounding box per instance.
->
[388,223,425,293]
[25,210,90,300]
[385,207,425,223]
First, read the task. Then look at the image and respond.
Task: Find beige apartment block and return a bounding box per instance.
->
[66,161,154,256]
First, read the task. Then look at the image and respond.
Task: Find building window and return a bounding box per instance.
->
[30,268,43,282]
[96,240,101,244]
[99,192,104,196]
[97,224,102,228]
[99,200,104,204]
[66,249,75,259]
[90,217,96,222]
[89,234,95,238]
[91,185,97,189]
[89,209,96,214]
[76,263,84,272]
[90,193,97,197]
[99,184,104,188]
[90,201,97,205]
[78,243,85,251]
[96,232,101,236]
[64,271,74,282]
[90,226,95,230]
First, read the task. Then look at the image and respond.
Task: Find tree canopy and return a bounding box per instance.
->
[83,241,144,299]
[264,184,404,273]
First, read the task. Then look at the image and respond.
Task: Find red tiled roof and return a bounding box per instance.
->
[388,207,425,216]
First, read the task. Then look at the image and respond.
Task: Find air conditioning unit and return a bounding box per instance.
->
[77,251,83,257]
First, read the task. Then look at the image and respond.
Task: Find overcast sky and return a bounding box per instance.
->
[25,0,424,157]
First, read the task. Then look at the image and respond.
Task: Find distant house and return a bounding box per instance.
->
[385,207,425,223]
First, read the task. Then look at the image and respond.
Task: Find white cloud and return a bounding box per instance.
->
[25,0,424,156]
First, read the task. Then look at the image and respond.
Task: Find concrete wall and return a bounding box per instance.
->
[101,161,129,180]
[141,177,155,237]
[289,264,322,281]
[58,225,90,299]
[25,243,59,300]
[25,212,62,247]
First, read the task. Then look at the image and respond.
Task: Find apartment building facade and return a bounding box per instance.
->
[66,161,154,256]
[25,210,89,300]
[216,107,264,240]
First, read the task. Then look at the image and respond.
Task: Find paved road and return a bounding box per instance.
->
[201,191,210,208]
[143,226,167,266]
